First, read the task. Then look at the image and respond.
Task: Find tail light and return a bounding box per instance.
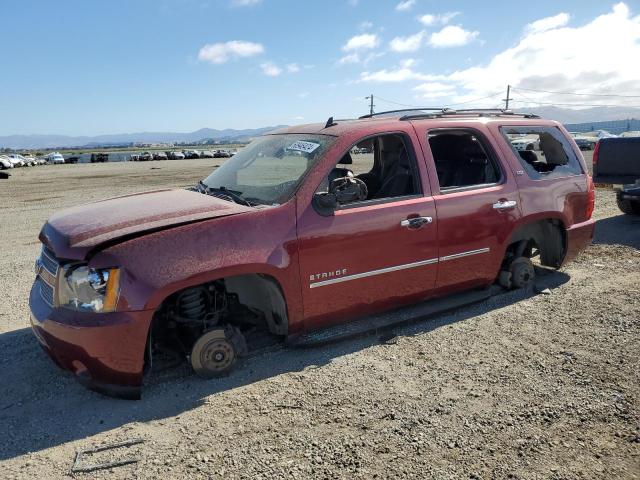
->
[592,140,601,169]
[586,175,595,219]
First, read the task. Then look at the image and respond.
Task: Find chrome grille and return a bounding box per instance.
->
[40,247,59,275]
[38,246,59,306]
[39,280,55,306]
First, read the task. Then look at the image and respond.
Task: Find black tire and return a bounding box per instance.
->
[509,257,535,289]
[617,195,640,215]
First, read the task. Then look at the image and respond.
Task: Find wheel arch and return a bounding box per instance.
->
[150,270,290,336]
[504,217,567,268]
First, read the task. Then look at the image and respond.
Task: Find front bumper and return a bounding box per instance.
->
[563,218,596,265]
[29,280,154,399]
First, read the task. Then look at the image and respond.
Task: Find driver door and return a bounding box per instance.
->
[296,131,439,330]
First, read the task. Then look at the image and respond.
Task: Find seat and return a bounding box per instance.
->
[373,147,413,199]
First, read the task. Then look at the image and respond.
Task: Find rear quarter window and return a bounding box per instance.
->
[500,126,583,180]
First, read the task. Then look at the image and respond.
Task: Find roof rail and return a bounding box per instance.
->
[399,109,540,120]
[358,108,450,119]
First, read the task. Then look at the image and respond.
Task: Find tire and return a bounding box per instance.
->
[617,195,640,215]
[509,257,535,289]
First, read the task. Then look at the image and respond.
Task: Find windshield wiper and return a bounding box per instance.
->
[196,181,253,207]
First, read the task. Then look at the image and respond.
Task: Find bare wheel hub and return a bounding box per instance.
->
[190,328,240,378]
[509,257,535,289]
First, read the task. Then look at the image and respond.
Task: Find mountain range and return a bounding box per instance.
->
[2,106,640,149]
[0,126,287,150]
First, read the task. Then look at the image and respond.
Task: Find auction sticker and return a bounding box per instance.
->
[287,141,320,153]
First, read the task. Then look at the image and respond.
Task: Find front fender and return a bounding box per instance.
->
[89,202,304,325]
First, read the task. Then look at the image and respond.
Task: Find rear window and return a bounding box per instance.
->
[500,126,583,180]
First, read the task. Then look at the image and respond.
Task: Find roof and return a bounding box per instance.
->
[271,109,558,138]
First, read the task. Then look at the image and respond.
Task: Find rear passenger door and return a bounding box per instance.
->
[414,126,522,291]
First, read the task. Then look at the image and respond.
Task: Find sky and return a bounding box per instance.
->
[1,0,639,136]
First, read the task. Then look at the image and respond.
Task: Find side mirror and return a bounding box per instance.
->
[313,192,338,210]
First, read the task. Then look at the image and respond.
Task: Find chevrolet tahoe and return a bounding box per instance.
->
[29,109,596,398]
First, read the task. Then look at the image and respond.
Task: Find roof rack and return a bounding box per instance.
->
[358,107,540,120]
[399,109,540,120]
[359,108,448,119]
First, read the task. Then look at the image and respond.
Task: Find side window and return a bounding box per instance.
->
[428,130,501,191]
[500,126,584,180]
[316,133,420,205]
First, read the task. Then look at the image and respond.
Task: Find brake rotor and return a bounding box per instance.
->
[509,257,535,289]
[190,328,238,378]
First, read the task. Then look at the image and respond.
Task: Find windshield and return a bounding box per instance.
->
[201,134,334,205]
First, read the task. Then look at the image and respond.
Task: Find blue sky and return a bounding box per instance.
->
[1,0,638,135]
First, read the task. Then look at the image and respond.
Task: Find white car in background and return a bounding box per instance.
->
[45,152,65,164]
[8,154,29,167]
[0,155,14,169]
[510,136,540,151]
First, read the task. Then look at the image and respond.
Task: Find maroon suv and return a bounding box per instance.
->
[30,109,595,398]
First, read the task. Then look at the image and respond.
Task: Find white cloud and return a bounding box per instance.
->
[260,62,282,77]
[348,0,358,6]
[413,81,456,98]
[359,21,374,30]
[410,2,640,107]
[198,40,264,64]
[297,92,309,99]
[395,0,416,12]
[231,0,261,6]
[339,53,361,64]
[286,63,300,73]
[359,66,441,83]
[343,33,379,51]
[428,25,479,47]
[526,12,570,33]
[418,12,459,26]
[389,31,425,52]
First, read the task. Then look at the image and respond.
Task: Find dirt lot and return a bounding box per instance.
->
[0,157,638,479]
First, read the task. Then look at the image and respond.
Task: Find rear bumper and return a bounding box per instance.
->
[29,280,154,399]
[563,218,595,265]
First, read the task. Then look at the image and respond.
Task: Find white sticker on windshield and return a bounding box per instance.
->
[287,140,320,154]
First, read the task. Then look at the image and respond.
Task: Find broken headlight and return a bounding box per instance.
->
[58,265,121,312]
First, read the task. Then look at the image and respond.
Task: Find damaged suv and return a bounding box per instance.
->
[30,109,595,398]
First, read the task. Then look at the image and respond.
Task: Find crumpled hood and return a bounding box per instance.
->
[40,189,253,259]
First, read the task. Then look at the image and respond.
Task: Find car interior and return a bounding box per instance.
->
[428,131,500,190]
[323,134,419,203]
[511,131,570,173]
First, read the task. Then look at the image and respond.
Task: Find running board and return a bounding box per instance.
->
[287,285,503,347]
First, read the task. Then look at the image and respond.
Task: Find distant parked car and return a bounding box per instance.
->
[0,155,14,169]
[592,137,640,215]
[510,137,540,151]
[8,154,28,167]
[168,151,185,160]
[571,130,617,150]
[21,155,38,166]
[64,155,80,164]
[153,152,168,160]
[137,152,153,161]
[45,152,65,164]
[213,150,231,158]
[183,150,200,159]
[620,131,640,138]
[200,150,214,158]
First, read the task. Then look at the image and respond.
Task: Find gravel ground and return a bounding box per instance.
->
[0,156,638,479]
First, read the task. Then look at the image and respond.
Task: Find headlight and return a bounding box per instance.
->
[58,265,121,313]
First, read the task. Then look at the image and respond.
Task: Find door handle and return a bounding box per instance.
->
[492,200,517,210]
[400,216,433,228]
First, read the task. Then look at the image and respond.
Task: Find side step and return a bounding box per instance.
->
[287,285,502,347]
